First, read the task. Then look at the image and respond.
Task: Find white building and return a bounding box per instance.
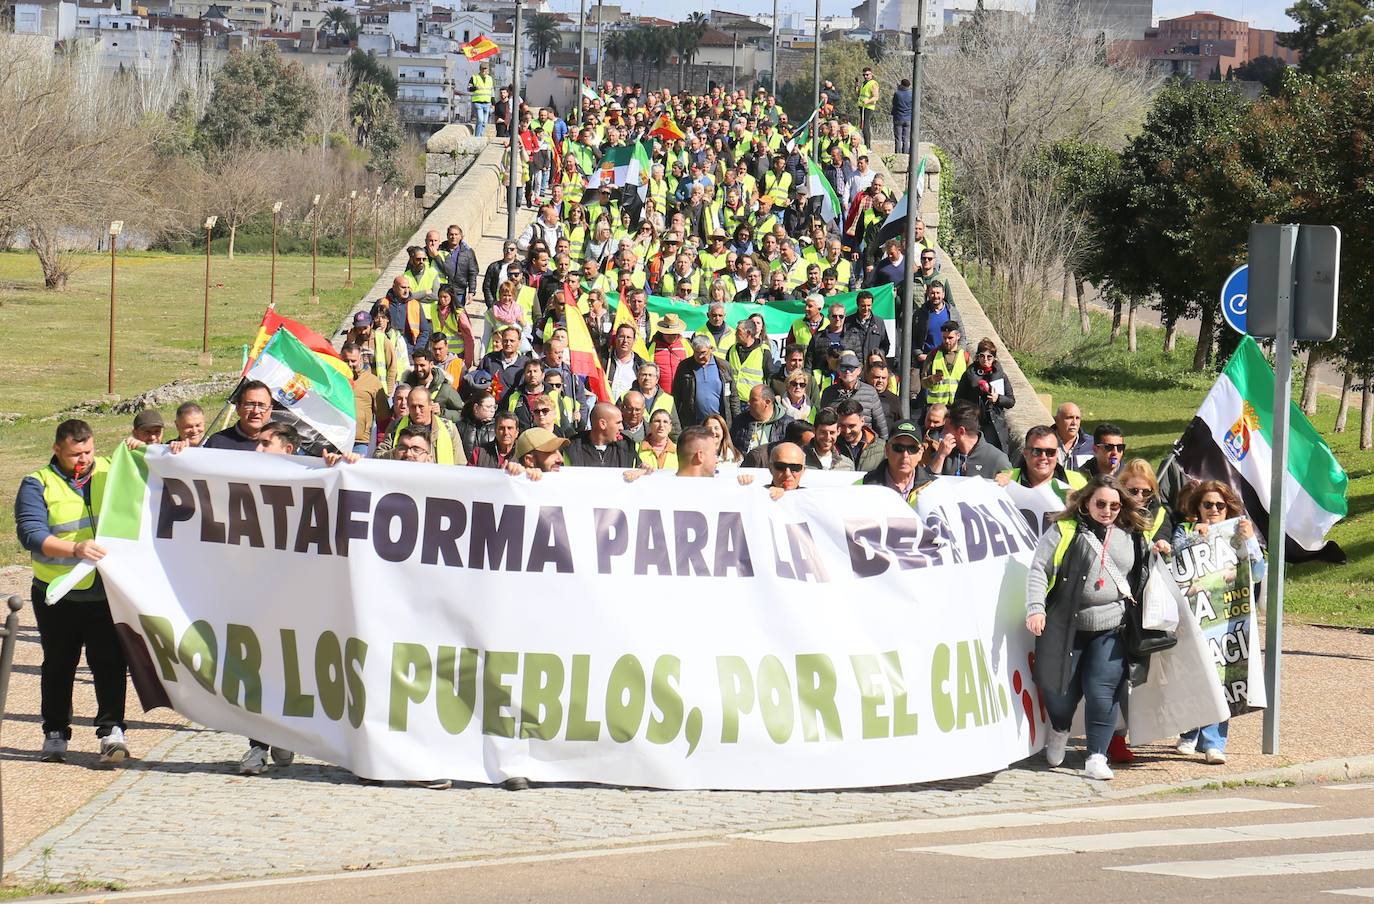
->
[377,52,453,132]
[851,0,945,36]
[13,0,78,41]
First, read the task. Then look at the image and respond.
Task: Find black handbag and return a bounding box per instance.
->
[1123,597,1177,657]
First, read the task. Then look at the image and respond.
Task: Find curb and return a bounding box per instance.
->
[1095,754,1374,800]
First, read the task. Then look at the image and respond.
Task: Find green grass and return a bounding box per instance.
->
[0,249,366,564]
[1015,306,1373,628]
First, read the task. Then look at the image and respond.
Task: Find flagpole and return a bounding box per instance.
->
[1262,224,1298,755]
[508,0,523,242]
[770,0,779,97]
[594,0,603,87]
[898,9,924,421]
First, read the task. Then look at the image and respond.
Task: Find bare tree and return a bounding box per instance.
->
[1299,345,1326,416]
[900,11,1158,351]
[1362,382,1373,451]
[207,147,284,259]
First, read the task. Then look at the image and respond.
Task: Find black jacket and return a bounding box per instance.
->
[564,434,638,468]
[672,355,736,428]
[954,361,1016,452]
[438,242,479,294]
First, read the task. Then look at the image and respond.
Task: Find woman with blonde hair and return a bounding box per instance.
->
[1025,474,1154,781]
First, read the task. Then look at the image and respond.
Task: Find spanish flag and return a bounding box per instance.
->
[649,112,685,142]
[244,306,352,383]
[461,34,500,61]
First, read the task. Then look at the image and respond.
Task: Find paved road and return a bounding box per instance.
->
[28,782,1374,902]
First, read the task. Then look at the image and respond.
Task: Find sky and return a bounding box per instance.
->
[543,0,1299,32]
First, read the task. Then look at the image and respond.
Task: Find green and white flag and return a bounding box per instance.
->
[244,328,356,453]
[806,156,842,225]
[586,140,651,190]
[1172,336,1347,555]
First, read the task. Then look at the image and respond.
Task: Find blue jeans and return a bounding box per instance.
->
[352,441,371,457]
[1181,720,1229,753]
[1042,629,1127,758]
[473,102,490,137]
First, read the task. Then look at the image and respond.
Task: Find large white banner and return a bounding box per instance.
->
[84,446,1052,789]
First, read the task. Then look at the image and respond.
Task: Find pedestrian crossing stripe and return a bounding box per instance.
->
[734,797,1311,844]
[904,817,1374,860]
[1111,849,1374,879]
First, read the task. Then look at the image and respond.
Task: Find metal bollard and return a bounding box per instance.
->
[0,594,22,878]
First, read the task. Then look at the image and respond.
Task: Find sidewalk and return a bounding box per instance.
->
[5,557,1373,887]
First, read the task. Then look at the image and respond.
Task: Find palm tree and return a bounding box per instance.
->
[674,19,704,93]
[646,27,671,88]
[525,13,563,69]
[605,30,624,83]
[323,7,355,46]
[621,28,644,85]
[350,81,389,146]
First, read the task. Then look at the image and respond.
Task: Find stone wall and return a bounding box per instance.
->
[868,143,1052,455]
[335,135,508,345]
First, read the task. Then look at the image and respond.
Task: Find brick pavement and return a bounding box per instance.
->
[5,727,1097,886]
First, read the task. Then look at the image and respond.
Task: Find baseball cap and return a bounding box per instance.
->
[838,350,861,370]
[513,427,568,460]
[133,409,164,430]
[352,311,373,327]
[890,420,922,443]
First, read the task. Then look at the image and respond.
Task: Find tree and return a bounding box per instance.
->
[197,45,317,153]
[1233,54,1290,91]
[1047,140,1134,337]
[525,14,563,70]
[912,7,1157,352]
[346,48,398,100]
[206,147,282,259]
[605,31,625,83]
[1280,0,1374,72]
[1116,81,1254,370]
[674,19,705,93]
[350,80,390,147]
[323,7,357,45]
[365,108,406,186]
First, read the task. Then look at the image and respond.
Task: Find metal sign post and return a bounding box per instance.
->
[1247,222,1340,755]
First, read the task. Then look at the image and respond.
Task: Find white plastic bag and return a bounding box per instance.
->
[1140,558,1180,632]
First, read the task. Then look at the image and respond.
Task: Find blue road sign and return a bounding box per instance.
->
[1221,264,1248,334]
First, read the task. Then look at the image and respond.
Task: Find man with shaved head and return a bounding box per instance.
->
[1053,401,1093,469]
[564,401,637,467]
[386,273,430,355]
[765,442,807,500]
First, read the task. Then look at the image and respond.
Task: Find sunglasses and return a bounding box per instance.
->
[1124,486,1155,498]
[788,380,807,387]
[1097,442,1126,453]
[1093,500,1121,512]
[531,407,552,415]
[772,462,804,473]
[1027,447,1057,458]
[1201,500,1229,511]
[890,443,921,455]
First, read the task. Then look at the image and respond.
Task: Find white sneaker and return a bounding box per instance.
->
[1176,736,1197,756]
[239,746,269,775]
[1045,728,1069,768]
[1204,748,1227,765]
[41,731,68,763]
[1083,753,1114,781]
[99,727,129,764]
[270,747,295,767]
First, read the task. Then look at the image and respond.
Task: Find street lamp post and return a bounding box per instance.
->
[898,10,925,421]
[107,221,122,396]
[812,0,821,162]
[594,0,603,87]
[346,189,357,288]
[270,200,282,306]
[310,194,320,305]
[771,0,778,96]
[507,0,523,242]
[731,32,737,93]
[577,0,586,123]
[202,215,218,365]
[372,186,382,271]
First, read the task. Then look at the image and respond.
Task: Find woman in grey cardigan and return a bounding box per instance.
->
[1025,475,1152,781]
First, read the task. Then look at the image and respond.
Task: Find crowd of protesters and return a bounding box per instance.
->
[16,77,1261,786]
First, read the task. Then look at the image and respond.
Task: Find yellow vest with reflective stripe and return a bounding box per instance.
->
[927,349,967,406]
[763,171,792,206]
[404,262,442,298]
[823,256,853,286]
[728,342,766,401]
[369,331,396,395]
[858,78,879,111]
[661,269,701,299]
[425,303,468,361]
[29,458,109,589]
[389,416,456,465]
[699,249,728,275]
[470,73,493,104]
